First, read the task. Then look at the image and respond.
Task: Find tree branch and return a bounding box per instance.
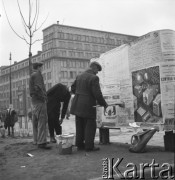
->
[2,0,28,41]
[31,0,38,27]
[21,16,30,36]
[32,12,49,35]
[29,0,32,29]
[22,36,30,45]
[32,38,43,45]
[17,0,28,28]
[34,0,40,30]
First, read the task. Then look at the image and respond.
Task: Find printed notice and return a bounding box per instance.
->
[159,30,175,61]
[129,31,163,72]
[160,62,175,120]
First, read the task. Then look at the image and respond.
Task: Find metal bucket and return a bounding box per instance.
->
[56,134,75,155]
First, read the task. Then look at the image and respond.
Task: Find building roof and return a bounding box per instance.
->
[42,23,138,38]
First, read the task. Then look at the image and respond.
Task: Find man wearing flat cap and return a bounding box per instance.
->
[70,61,108,152]
[29,62,50,149]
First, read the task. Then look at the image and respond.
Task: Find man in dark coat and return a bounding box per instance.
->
[29,62,50,149]
[47,83,71,143]
[70,61,108,152]
[4,105,17,137]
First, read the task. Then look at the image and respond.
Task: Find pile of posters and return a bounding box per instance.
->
[93,29,175,130]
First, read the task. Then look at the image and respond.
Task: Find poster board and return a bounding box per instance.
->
[93,29,175,130]
[132,65,163,124]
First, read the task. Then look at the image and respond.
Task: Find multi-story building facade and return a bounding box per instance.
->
[0,23,138,115]
[0,52,42,115]
[41,22,137,88]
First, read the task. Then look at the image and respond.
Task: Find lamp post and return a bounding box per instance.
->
[9,52,12,105]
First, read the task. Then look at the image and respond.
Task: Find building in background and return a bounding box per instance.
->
[0,23,138,115]
[0,52,42,115]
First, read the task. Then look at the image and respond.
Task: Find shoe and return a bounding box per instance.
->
[38,143,51,149]
[50,137,57,143]
[86,146,100,152]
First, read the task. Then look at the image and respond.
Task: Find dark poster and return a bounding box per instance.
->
[132,66,163,124]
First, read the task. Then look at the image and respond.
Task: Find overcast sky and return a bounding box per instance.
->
[0,0,175,66]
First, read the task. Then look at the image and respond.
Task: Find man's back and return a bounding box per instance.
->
[71,69,107,119]
[47,83,71,115]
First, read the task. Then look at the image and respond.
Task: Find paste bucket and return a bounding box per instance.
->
[56,134,75,155]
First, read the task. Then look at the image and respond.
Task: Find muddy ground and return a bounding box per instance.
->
[0,136,174,180]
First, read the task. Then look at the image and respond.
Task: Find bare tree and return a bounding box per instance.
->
[2,0,48,75]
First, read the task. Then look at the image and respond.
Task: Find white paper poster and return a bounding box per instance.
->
[159,30,175,61]
[160,62,175,121]
[129,31,163,72]
[118,78,134,124]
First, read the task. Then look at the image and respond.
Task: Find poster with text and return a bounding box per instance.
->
[160,62,175,130]
[159,30,175,61]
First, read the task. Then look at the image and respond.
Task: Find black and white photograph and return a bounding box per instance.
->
[0,0,174,179]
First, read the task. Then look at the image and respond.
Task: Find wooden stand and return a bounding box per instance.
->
[164,131,175,152]
[99,127,121,145]
[99,128,110,144]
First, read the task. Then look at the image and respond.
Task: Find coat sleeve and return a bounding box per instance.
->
[71,80,76,94]
[29,75,41,96]
[91,76,108,107]
[61,92,71,119]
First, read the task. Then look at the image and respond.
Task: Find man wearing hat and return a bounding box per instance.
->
[70,61,108,152]
[29,62,50,149]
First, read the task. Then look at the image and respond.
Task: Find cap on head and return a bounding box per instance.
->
[32,62,43,70]
[89,61,102,71]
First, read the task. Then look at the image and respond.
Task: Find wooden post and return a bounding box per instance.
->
[99,128,110,144]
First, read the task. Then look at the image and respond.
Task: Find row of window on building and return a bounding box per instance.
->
[0,60,53,83]
[60,60,89,68]
[43,40,116,52]
[60,71,83,79]
[1,56,41,76]
[0,96,31,112]
[0,87,30,99]
[0,69,76,97]
[44,32,122,46]
[42,49,101,60]
[0,78,30,91]
[0,61,87,91]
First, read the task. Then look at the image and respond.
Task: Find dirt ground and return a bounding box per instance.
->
[0,135,174,180]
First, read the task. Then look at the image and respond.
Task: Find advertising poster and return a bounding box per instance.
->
[159,30,175,61]
[129,31,162,72]
[118,78,134,125]
[96,83,121,127]
[132,66,163,124]
[159,62,175,130]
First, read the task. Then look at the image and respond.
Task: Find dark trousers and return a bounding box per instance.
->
[7,126,14,136]
[48,113,62,137]
[75,116,96,150]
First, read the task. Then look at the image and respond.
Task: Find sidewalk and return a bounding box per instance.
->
[62,115,165,148]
